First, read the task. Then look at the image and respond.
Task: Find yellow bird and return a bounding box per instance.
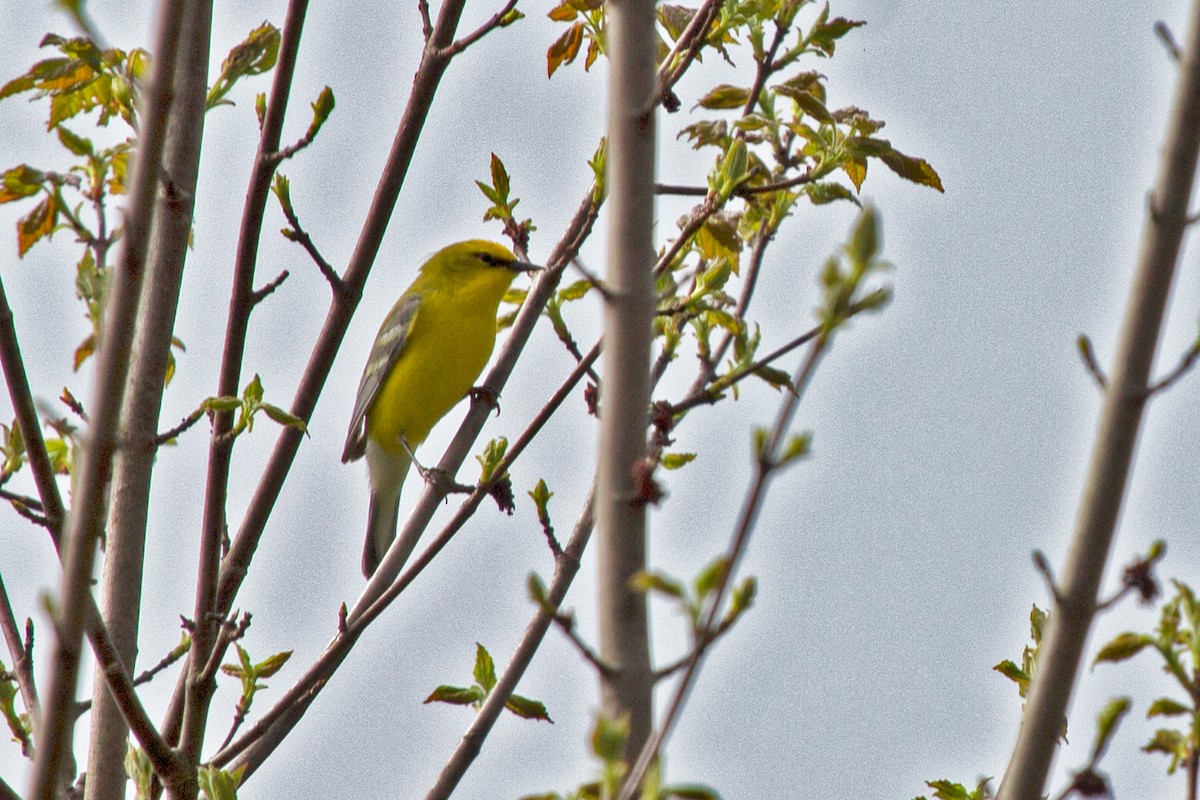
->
[342,240,538,577]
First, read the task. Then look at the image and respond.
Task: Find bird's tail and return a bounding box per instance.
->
[363,442,412,578]
[362,492,400,578]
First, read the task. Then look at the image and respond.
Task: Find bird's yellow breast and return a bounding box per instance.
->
[365,283,500,454]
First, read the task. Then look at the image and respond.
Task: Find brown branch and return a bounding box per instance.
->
[250,269,290,306]
[280,198,341,291]
[0,272,65,534]
[160,0,312,758]
[551,608,614,677]
[998,4,1200,797]
[154,408,206,447]
[30,0,190,790]
[654,171,816,197]
[1147,336,1200,394]
[0,574,36,757]
[1077,335,1108,389]
[437,0,519,58]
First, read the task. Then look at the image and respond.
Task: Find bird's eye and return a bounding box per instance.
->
[476,252,503,267]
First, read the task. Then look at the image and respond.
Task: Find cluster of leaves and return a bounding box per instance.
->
[1094,578,1200,776]
[636,556,755,642]
[523,713,722,800]
[0,24,281,408]
[220,643,293,740]
[424,643,551,722]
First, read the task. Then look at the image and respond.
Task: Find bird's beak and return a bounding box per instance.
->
[510,260,542,273]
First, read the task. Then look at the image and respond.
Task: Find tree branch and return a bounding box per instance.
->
[998,3,1200,798]
[30,0,188,791]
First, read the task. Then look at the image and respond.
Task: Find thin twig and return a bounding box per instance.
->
[437,0,519,58]
[670,322,822,414]
[281,201,342,291]
[0,573,36,756]
[154,408,206,446]
[551,609,614,677]
[654,171,816,197]
[418,0,433,41]
[250,269,291,306]
[1146,337,1200,394]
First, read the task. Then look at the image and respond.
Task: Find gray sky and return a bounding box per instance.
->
[0,1,1196,798]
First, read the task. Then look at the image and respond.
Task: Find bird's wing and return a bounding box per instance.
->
[341,292,422,463]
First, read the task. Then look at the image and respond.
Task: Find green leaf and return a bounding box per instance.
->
[207,22,281,110]
[305,86,335,140]
[197,764,245,800]
[1147,697,1191,717]
[424,684,485,706]
[778,432,811,465]
[992,659,1028,685]
[695,84,750,110]
[0,164,47,203]
[632,570,685,599]
[473,643,497,693]
[806,181,857,206]
[1091,696,1130,759]
[590,714,629,762]
[694,557,729,598]
[55,125,92,156]
[261,403,307,434]
[506,693,553,722]
[557,279,592,302]
[254,650,292,679]
[661,452,696,470]
[1093,632,1152,664]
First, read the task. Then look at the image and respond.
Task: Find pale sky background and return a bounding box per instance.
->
[0,2,1197,798]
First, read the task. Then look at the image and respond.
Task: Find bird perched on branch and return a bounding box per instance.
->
[343,240,539,577]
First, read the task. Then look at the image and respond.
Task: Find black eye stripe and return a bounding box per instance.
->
[477,252,507,267]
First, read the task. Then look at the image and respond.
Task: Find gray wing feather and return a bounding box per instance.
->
[341,293,422,463]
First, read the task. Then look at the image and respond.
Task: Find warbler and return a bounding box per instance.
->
[342,240,539,577]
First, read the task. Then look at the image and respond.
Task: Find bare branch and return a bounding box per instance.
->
[280,197,342,291]
[0,573,36,757]
[552,608,615,677]
[418,0,433,41]
[154,408,207,447]
[1146,335,1200,394]
[0,272,65,534]
[437,0,519,58]
[998,4,1200,797]
[251,269,291,306]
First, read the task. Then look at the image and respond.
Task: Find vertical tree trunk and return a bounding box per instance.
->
[83,4,212,799]
[596,0,657,763]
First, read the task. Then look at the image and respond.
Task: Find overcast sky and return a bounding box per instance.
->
[0,2,1197,798]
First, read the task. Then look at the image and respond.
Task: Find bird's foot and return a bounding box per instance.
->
[416,464,474,496]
